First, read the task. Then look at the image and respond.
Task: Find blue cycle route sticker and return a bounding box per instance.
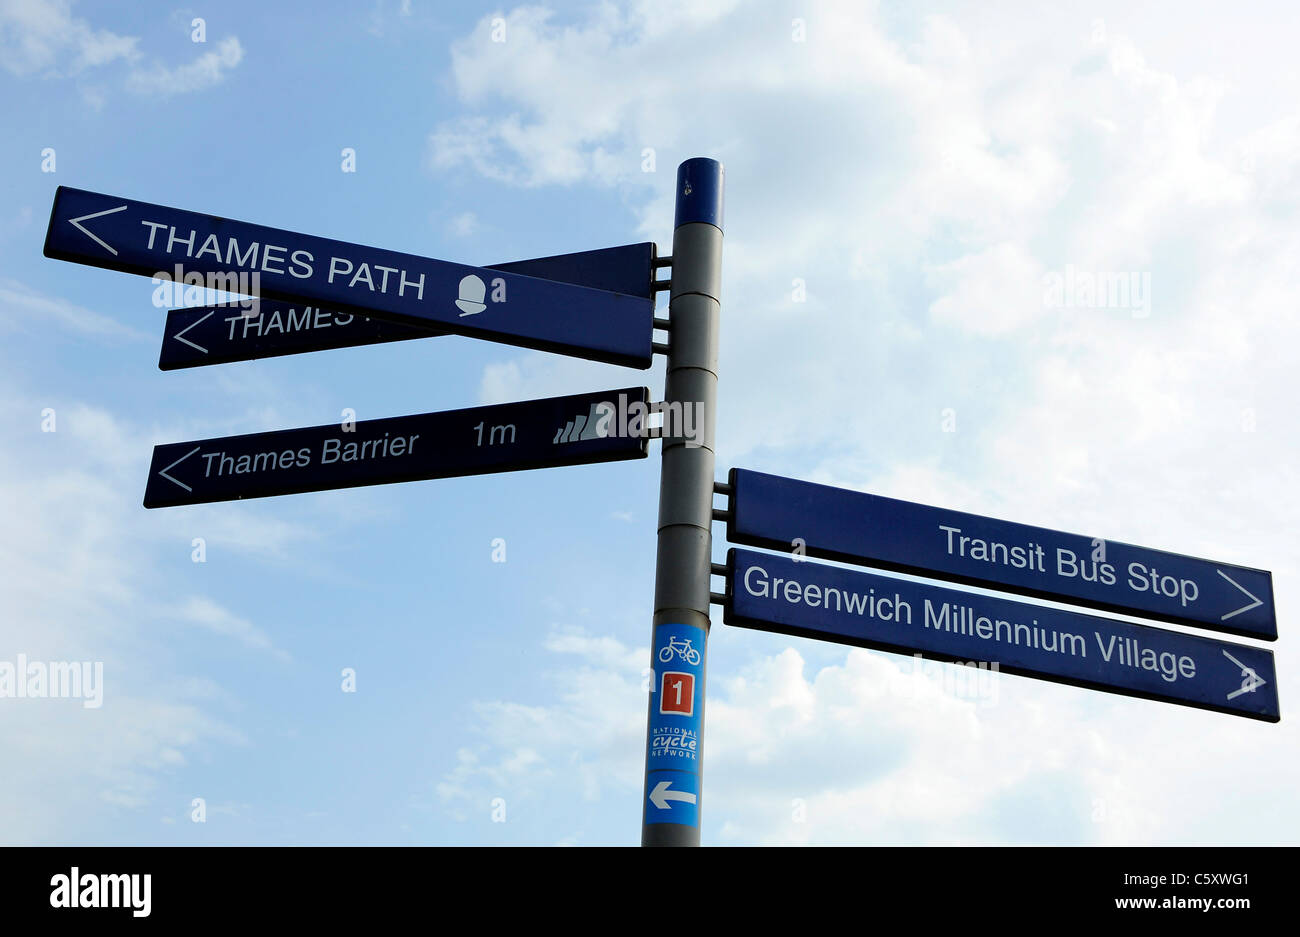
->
[644,622,706,826]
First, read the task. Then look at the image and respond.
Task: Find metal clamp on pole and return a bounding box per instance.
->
[640,157,724,847]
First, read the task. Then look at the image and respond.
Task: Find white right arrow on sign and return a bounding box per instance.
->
[1218,570,1264,620]
[1222,649,1267,701]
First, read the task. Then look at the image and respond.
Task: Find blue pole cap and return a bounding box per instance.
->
[674,158,725,233]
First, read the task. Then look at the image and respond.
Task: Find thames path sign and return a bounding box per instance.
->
[45,186,655,367]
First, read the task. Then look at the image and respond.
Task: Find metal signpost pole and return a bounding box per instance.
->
[641,158,724,846]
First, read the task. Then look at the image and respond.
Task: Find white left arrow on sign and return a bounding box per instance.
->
[157,446,200,492]
[68,204,128,256]
[172,310,214,354]
[648,780,696,810]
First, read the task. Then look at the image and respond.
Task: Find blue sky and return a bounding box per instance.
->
[2,0,1298,845]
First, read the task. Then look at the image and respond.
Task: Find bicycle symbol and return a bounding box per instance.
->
[658,636,701,666]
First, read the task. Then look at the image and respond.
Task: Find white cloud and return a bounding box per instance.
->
[437,627,648,821]
[542,626,644,672]
[478,360,524,404]
[0,2,243,97]
[0,0,139,76]
[0,278,152,342]
[174,596,289,661]
[447,211,480,238]
[927,242,1044,335]
[477,352,642,407]
[126,36,243,97]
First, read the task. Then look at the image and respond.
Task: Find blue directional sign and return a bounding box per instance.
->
[44,187,654,367]
[643,622,706,827]
[143,387,649,508]
[157,243,657,370]
[728,469,1277,641]
[726,548,1279,721]
[160,301,429,369]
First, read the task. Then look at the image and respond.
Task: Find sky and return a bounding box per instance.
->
[1,0,1297,846]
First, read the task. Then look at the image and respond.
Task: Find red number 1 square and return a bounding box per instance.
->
[660,672,694,716]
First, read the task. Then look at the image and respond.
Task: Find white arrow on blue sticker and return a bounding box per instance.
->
[649,779,697,811]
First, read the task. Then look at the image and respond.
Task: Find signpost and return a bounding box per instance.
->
[157,243,657,370]
[38,160,1283,848]
[44,186,655,367]
[727,468,1277,641]
[640,158,724,847]
[726,548,1279,722]
[143,387,648,508]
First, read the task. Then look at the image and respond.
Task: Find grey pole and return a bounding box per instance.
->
[641,158,724,847]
